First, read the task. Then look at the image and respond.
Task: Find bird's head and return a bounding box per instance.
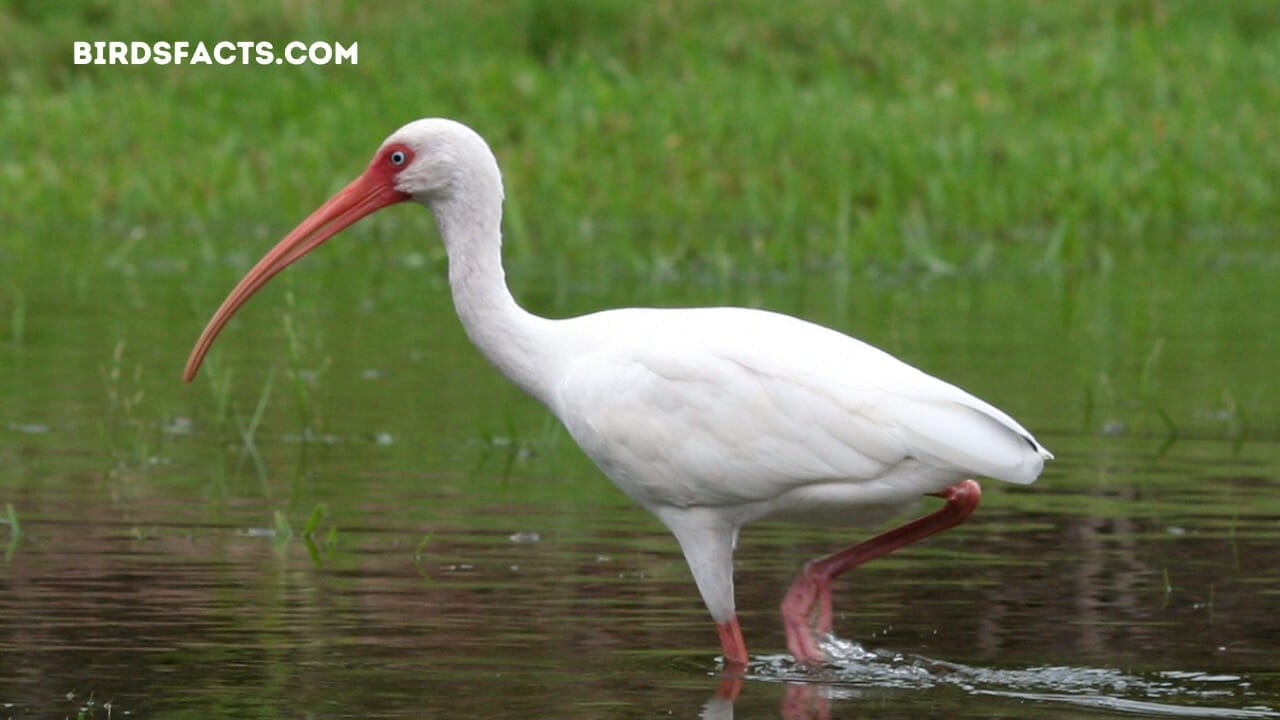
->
[381,118,502,206]
[182,118,498,382]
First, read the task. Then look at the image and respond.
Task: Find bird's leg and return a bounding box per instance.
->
[664,512,746,667]
[781,479,982,665]
[780,572,830,664]
[717,616,749,667]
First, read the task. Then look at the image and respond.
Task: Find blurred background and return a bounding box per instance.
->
[1,1,1277,718]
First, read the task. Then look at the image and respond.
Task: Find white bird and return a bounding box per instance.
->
[184,118,1052,667]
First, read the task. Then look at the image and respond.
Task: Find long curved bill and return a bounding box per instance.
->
[183,170,409,382]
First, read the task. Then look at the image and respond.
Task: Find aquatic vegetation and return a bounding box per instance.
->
[100,341,162,477]
[232,368,276,490]
[301,502,340,563]
[2,502,18,537]
[262,504,339,565]
[2,502,18,560]
[271,509,292,545]
[281,290,329,435]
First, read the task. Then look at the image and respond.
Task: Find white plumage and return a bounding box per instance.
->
[553,306,1048,513]
[184,118,1051,667]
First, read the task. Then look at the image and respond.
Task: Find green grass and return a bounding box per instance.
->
[2,0,1279,495]
[3,0,1278,285]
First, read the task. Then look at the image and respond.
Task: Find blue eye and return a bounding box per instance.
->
[389,150,407,166]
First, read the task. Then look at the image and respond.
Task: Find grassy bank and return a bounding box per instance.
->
[2,1,1279,469]
[3,0,1278,285]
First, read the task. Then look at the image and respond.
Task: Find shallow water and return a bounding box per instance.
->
[2,255,1278,718]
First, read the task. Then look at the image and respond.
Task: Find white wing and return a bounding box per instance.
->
[550,307,1050,513]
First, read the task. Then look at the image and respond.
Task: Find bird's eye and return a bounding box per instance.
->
[389,150,407,166]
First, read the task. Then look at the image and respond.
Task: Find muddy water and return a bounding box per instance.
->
[1,257,1277,718]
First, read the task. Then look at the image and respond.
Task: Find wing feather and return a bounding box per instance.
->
[551,307,1049,510]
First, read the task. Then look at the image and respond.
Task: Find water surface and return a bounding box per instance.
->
[2,255,1277,718]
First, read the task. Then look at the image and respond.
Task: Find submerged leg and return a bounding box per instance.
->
[780,479,982,665]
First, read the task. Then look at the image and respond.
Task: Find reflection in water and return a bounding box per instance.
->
[2,440,1280,718]
[2,265,1279,717]
[2,439,1278,718]
[699,676,848,720]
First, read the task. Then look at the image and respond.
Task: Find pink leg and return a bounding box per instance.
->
[717,617,749,667]
[781,479,982,665]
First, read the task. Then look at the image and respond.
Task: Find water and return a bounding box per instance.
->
[1,254,1278,718]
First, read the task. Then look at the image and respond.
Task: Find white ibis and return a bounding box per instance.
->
[184,118,1051,666]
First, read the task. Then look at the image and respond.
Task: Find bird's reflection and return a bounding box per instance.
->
[701,672,830,720]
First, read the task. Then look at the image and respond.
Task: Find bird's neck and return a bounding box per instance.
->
[431,190,558,404]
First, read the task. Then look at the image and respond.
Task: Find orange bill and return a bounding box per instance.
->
[183,169,408,382]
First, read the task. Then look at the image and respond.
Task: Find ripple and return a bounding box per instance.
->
[741,636,1279,719]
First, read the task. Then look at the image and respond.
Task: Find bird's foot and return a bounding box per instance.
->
[779,480,983,667]
[780,567,833,666]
